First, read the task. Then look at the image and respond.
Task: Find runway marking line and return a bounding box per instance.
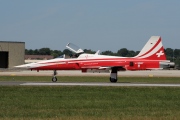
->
[20,82,180,87]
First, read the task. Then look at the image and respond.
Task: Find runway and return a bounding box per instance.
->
[20,82,180,87]
[0,70,180,87]
[0,70,180,77]
[1,81,180,87]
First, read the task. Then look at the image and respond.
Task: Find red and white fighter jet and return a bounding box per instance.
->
[16,36,174,82]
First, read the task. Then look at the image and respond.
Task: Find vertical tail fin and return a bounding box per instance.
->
[135,36,167,60]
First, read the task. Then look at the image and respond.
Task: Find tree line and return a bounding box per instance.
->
[25,48,180,66]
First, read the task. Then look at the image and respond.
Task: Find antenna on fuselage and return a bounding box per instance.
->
[95,50,100,55]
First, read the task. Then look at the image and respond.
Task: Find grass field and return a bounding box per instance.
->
[0,76,180,119]
[0,86,180,120]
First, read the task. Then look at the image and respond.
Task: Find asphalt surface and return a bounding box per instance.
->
[21,82,180,87]
[0,81,24,86]
[1,81,180,87]
[0,70,180,77]
[0,70,180,87]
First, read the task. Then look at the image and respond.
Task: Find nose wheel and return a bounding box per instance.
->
[52,76,57,82]
[52,70,57,82]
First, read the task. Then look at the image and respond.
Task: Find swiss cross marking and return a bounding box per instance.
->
[156,51,164,57]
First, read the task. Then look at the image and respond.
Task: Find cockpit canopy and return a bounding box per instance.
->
[56,43,101,59]
[66,43,84,54]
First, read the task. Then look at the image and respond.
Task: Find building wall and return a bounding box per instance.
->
[0,41,25,68]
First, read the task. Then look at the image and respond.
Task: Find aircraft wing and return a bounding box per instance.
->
[81,66,126,71]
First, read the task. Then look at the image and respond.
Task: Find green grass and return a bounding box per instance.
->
[0,76,180,83]
[0,86,180,120]
[0,76,180,119]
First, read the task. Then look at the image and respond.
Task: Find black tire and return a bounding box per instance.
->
[52,76,57,82]
[110,77,117,83]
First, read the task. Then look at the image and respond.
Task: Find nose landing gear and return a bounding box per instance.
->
[52,70,57,82]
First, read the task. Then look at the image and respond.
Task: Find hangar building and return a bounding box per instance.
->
[0,41,25,68]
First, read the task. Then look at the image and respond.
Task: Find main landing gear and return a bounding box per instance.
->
[52,70,57,82]
[110,67,118,83]
[51,69,118,83]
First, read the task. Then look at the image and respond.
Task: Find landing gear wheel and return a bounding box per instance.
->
[52,76,57,82]
[110,77,117,83]
[52,70,57,82]
[110,67,118,83]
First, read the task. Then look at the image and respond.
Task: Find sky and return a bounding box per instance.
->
[0,0,180,52]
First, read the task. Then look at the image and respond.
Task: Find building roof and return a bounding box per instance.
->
[0,41,25,44]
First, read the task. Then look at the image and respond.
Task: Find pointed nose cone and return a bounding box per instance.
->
[15,64,28,68]
[15,63,36,69]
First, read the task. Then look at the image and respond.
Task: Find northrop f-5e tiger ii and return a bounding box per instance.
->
[16,36,175,82]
